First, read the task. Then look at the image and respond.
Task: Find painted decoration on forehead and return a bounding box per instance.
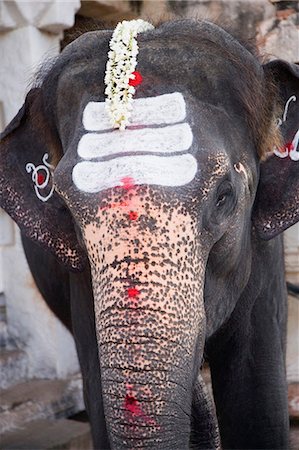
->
[78,123,192,159]
[73,92,197,193]
[26,153,54,202]
[73,18,197,194]
[73,154,197,193]
[274,94,299,161]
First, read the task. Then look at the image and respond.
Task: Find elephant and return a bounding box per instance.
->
[1,19,299,449]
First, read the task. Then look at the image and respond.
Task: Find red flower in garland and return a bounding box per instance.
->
[129,71,143,87]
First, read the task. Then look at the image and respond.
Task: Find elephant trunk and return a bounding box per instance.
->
[83,187,206,449]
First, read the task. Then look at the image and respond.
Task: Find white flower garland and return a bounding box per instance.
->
[104,19,154,130]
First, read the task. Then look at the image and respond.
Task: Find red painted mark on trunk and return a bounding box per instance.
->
[125,394,142,415]
[100,201,128,211]
[128,211,138,221]
[121,177,135,190]
[127,287,140,298]
[37,172,45,185]
[124,393,159,427]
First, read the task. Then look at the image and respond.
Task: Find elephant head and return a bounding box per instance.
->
[1,20,298,449]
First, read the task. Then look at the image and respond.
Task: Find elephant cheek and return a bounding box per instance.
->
[83,190,205,448]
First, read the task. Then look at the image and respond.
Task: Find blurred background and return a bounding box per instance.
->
[0,1,298,448]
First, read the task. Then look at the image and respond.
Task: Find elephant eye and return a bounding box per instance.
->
[216,193,227,207]
[216,182,233,208]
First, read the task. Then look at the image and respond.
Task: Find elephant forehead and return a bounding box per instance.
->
[72,92,198,194]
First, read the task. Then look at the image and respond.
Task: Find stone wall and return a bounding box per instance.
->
[0,0,81,380]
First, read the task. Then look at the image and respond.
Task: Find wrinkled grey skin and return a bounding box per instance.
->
[1,20,299,449]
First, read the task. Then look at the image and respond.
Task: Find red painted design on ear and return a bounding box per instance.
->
[129,71,143,87]
[285,142,294,153]
[37,172,45,185]
[128,211,138,221]
[278,141,294,154]
[26,153,54,202]
[127,287,140,298]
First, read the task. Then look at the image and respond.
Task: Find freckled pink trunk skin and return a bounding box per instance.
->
[83,186,205,449]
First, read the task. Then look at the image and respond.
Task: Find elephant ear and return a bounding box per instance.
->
[253,60,299,239]
[0,88,87,271]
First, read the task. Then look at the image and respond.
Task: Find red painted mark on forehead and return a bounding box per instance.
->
[127,287,140,298]
[129,71,143,87]
[128,211,138,221]
[121,177,135,190]
[100,201,129,210]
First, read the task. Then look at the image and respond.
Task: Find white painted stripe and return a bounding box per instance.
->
[83,92,187,131]
[78,123,193,159]
[72,154,198,193]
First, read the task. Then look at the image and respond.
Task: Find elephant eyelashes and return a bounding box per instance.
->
[216,192,229,208]
[203,182,235,232]
[215,182,234,209]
